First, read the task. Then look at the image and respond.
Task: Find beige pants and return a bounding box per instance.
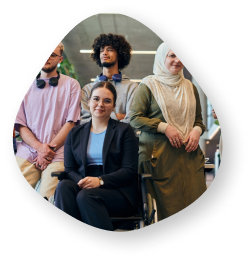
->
[16,156,64,199]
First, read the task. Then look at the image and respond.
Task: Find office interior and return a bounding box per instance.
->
[59,13,221,186]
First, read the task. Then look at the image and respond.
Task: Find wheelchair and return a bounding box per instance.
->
[14,130,158,230]
[49,171,158,230]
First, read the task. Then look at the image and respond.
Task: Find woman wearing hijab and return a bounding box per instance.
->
[130,42,207,221]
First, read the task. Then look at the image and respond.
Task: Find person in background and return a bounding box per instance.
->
[212,109,222,159]
[55,81,139,231]
[130,42,207,221]
[15,42,81,199]
[81,33,138,124]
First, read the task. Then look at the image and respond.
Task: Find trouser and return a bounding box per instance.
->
[16,156,64,199]
[54,165,135,231]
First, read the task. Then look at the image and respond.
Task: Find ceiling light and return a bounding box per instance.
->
[80,50,93,53]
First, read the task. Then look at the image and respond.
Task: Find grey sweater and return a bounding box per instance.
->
[80,74,138,124]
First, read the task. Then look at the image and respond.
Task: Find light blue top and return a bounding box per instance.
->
[86,130,106,166]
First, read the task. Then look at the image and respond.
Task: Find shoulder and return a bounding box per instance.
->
[139,82,150,89]
[24,80,37,97]
[111,119,135,136]
[82,82,95,93]
[120,75,139,88]
[70,121,90,135]
[113,119,129,128]
[137,83,152,96]
[59,74,79,85]
[109,118,127,129]
[182,78,197,95]
[190,83,199,96]
[60,74,81,90]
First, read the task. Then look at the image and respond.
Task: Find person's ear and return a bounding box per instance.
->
[113,103,116,108]
[58,56,63,64]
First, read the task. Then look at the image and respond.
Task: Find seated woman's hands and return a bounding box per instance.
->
[78,177,100,189]
[165,125,183,148]
[184,129,200,152]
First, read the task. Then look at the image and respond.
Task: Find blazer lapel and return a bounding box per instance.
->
[102,118,116,173]
[80,120,92,176]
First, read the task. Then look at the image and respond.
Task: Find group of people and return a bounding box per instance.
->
[15,33,207,231]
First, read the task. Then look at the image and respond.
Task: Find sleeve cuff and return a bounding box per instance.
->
[157,122,168,133]
[14,120,27,132]
[193,126,202,135]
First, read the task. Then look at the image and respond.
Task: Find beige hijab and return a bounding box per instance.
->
[141,42,196,141]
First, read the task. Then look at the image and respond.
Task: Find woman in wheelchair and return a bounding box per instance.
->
[54,81,139,231]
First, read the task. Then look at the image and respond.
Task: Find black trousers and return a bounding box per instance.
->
[54,166,135,231]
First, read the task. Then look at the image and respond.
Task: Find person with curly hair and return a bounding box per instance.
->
[81,33,138,124]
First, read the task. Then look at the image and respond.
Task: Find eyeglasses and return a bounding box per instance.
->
[91,97,113,105]
[49,53,62,59]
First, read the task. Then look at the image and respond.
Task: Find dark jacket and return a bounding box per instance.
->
[63,118,139,209]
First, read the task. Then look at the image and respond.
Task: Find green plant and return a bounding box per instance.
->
[57,58,78,80]
[214,120,219,126]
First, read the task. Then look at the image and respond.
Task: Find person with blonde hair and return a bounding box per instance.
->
[15,42,81,199]
[130,42,207,221]
[57,42,64,55]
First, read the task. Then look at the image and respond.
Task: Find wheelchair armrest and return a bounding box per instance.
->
[139,173,152,180]
[51,171,66,180]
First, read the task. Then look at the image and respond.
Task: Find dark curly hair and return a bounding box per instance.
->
[91,33,132,71]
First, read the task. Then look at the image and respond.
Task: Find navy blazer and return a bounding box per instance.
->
[63,118,139,209]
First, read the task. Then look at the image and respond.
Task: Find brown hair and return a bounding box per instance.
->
[90,81,117,106]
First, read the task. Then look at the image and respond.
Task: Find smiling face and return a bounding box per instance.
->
[89,87,115,119]
[164,50,184,74]
[100,46,118,68]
